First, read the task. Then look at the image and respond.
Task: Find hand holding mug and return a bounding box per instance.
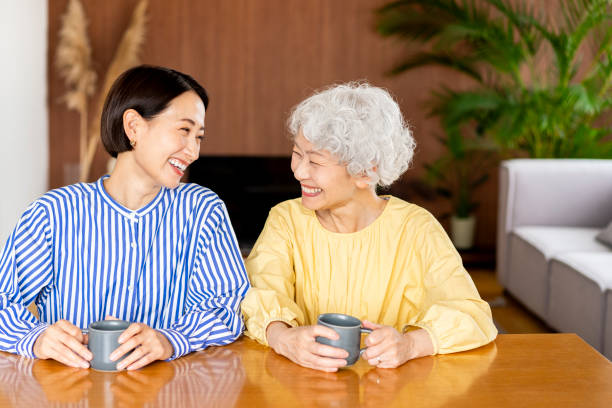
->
[109,322,174,371]
[315,313,372,366]
[33,320,92,368]
[88,318,173,371]
[266,321,349,372]
[361,320,434,368]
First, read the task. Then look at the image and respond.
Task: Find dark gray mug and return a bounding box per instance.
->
[315,313,372,366]
[87,320,131,371]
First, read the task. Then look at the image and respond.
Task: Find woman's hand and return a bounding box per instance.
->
[33,320,92,368]
[361,320,433,368]
[109,322,174,370]
[266,321,349,372]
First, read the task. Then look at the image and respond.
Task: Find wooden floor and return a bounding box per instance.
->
[468,268,552,334]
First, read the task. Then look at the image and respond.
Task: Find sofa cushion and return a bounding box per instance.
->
[551,252,612,291]
[507,227,609,319]
[506,234,551,318]
[513,226,609,259]
[547,253,612,352]
[596,221,612,249]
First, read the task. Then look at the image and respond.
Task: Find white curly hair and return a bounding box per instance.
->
[288,82,415,187]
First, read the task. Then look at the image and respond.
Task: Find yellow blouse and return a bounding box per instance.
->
[241,197,497,354]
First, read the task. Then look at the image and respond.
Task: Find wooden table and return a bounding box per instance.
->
[0,334,610,407]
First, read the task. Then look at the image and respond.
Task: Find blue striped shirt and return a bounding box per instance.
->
[0,176,250,359]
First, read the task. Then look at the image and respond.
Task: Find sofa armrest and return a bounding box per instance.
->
[496,159,612,286]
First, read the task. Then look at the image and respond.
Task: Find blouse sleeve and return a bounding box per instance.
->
[409,219,498,354]
[241,207,305,345]
[157,203,250,359]
[0,203,53,357]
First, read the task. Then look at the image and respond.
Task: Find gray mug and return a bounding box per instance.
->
[87,320,131,371]
[315,313,372,366]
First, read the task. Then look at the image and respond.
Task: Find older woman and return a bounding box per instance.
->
[241,83,497,372]
[0,65,249,369]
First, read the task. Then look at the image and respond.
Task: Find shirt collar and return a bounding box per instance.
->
[96,175,167,218]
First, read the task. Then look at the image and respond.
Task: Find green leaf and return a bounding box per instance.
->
[388,52,483,82]
[377,0,612,210]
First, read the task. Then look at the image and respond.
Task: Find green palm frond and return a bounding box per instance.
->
[483,0,541,53]
[377,0,612,214]
[388,52,483,81]
[583,19,612,96]
[376,0,470,42]
[430,88,504,127]
[436,21,526,77]
[563,0,611,84]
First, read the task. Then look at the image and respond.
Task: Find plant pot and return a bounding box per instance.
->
[450,215,476,249]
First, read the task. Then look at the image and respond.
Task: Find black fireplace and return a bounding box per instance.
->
[188,156,301,253]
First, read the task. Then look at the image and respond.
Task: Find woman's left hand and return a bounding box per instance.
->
[361,321,433,368]
[109,322,174,370]
[360,321,412,368]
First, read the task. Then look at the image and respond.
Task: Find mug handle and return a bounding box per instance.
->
[359,327,373,355]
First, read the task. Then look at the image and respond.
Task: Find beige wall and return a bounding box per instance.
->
[48,0,499,248]
[0,0,48,248]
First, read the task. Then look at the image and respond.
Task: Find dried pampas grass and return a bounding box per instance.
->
[84,0,148,181]
[55,0,148,182]
[55,0,97,176]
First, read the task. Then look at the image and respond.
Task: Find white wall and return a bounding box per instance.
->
[0,1,48,249]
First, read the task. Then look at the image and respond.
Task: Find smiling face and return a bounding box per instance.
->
[126,90,205,189]
[291,130,363,211]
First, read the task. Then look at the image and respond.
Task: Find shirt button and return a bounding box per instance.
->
[128,286,134,292]
[130,242,137,249]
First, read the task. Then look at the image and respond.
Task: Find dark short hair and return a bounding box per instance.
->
[101,65,209,158]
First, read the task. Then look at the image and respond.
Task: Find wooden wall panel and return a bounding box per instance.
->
[48,0,498,248]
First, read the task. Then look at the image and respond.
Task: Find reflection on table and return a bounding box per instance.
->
[0,334,610,407]
[0,346,245,407]
[256,337,496,408]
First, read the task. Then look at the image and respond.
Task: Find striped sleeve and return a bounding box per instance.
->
[0,203,53,357]
[158,202,250,359]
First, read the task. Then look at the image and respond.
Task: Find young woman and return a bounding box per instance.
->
[0,65,249,370]
[242,83,497,372]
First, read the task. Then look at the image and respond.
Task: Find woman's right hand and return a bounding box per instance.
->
[33,320,92,368]
[266,321,349,372]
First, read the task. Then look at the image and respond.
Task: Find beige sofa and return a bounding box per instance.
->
[497,159,612,359]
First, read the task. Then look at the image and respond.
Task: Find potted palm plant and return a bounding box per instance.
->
[376,0,612,249]
[423,122,497,248]
[376,0,612,159]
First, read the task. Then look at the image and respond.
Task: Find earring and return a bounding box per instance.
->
[130,139,136,148]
